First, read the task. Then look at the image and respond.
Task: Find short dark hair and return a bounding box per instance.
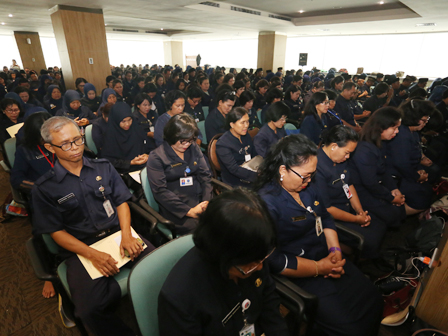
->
[409,88,428,99]
[225,107,247,130]
[112,79,123,88]
[186,86,203,99]
[256,79,269,90]
[254,134,318,191]
[442,90,448,100]
[293,75,302,82]
[1,98,23,118]
[223,73,235,84]
[102,102,113,118]
[304,92,328,122]
[285,85,301,100]
[164,90,186,111]
[374,82,389,96]
[324,89,337,101]
[135,76,144,84]
[342,82,356,91]
[163,113,199,145]
[233,80,245,91]
[361,107,401,147]
[216,90,236,105]
[239,90,255,107]
[193,188,276,277]
[134,93,153,109]
[400,99,436,126]
[143,83,157,93]
[265,88,283,104]
[75,77,87,87]
[266,101,290,123]
[323,125,359,147]
[330,76,344,89]
[23,112,52,149]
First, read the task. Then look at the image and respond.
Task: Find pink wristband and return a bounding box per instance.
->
[328,247,341,253]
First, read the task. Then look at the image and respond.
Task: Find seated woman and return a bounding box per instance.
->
[256,134,383,336]
[175,78,187,93]
[81,83,101,115]
[254,102,288,158]
[316,125,387,259]
[260,88,283,124]
[233,80,246,107]
[198,76,211,106]
[75,77,87,98]
[254,79,269,111]
[205,89,236,141]
[284,85,303,122]
[91,102,112,156]
[350,107,407,228]
[147,113,212,235]
[159,188,288,335]
[184,86,205,122]
[386,100,436,213]
[300,91,329,145]
[216,107,258,187]
[101,102,149,176]
[133,93,158,152]
[97,88,117,118]
[0,98,24,145]
[240,90,262,129]
[10,111,56,299]
[324,89,343,129]
[43,85,63,115]
[55,90,95,127]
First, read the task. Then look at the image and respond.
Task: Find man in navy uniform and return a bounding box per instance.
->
[32,116,154,336]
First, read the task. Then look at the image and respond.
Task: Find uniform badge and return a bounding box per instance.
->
[96,176,102,181]
[193,161,197,165]
[343,170,347,173]
[255,278,262,287]
[314,201,319,206]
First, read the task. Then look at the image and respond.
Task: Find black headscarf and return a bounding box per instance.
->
[44,85,63,112]
[62,90,82,118]
[101,102,146,161]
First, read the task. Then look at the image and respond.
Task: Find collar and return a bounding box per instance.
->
[53,156,93,183]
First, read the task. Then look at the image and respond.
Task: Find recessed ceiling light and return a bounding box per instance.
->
[317,29,332,31]
[161,28,164,30]
[104,24,107,26]
[379,1,384,4]
[8,14,13,17]
[416,23,436,26]
[1,22,5,25]
[298,10,304,13]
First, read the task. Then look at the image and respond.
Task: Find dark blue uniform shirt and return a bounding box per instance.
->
[284,98,302,121]
[55,106,96,120]
[133,109,158,151]
[91,117,107,156]
[31,157,131,247]
[253,124,286,158]
[334,95,356,126]
[184,102,205,122]
[216,131,258,187]
[300,115,326,145]
[205,108,226,142]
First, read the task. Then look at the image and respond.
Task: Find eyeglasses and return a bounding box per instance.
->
[420,117,430,123]
[51,136,85,151]
[5,108,20,113]
[320,101,330,105]
[290,168,316,182]
[234,248,276,276]
[180,138,197,145]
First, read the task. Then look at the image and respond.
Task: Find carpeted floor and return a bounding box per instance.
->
[0,149,418,336]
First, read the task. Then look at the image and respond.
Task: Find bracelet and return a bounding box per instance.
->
[313,260,319,277]
[328,247,342,253]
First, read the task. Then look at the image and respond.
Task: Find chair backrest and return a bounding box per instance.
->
[42,233,60,255]
[284,123,297,131]
[207,133,222,179]
[197,120,207,145]
[203,106,209,119]
[248,127,259,139]
[140,167,159,212]
[256,109,263,125]
[4,137,17,168]
[84,124,98,155]
[128,235,195,336]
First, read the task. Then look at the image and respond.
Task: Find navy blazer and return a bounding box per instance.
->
[300,115,326,145]
[284,98,303,121]
[205,108,226,142]
[159,247,288,336]
[334,95,356,126]
[184,102,205,122]
[253,124,286,158]
[216,131,258,187]
[350,141,396,205]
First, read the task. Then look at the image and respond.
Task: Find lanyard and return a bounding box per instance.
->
[296,196,318,219]
[37,145,54,168]
[327,110,342,124]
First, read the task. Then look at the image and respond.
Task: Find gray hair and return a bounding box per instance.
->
[41,116,80,143]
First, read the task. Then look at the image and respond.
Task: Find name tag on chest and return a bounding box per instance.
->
[180,177,193,186]
[245,154,251,162]
[149,126,155,132]
[103,200,114,217]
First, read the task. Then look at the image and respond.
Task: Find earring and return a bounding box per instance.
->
[280,175,284,181]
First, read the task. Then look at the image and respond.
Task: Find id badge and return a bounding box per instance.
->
[180,177,193,186]
[150,126,155,132]
[315,216,323,236]
[103,200,114,217]
[342,184,352,199]
[239,324,255,336]
[245,154,252,162]
[195,118,200,123]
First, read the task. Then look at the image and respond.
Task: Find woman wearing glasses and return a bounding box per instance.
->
[158,188,289,335]
[253,102,289,158]
[255,134,383,336]
[385,100,438,213]
[300,92,330,145]
[0,97,24,145]
[147,113,212,235]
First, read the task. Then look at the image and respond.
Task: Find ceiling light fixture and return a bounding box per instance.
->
[416,23,436,26]
[298,10,304,13]
[104,24,107,26]
[8,14,13,17]
[1,22,5,25]
[379,1,384,4]
[161,28,164,30]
